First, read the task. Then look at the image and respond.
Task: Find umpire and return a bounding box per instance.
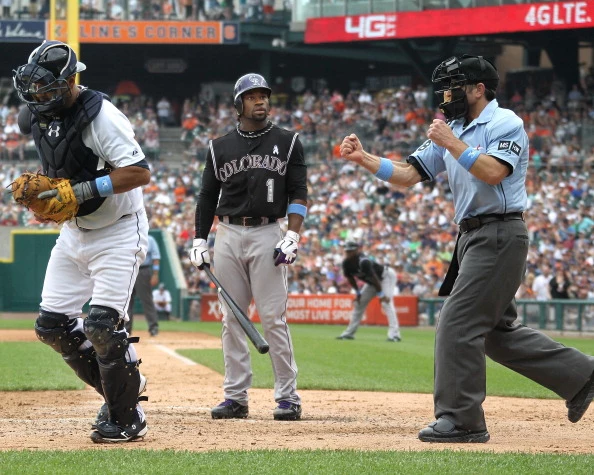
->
[126,234,161,336]
[339,54,594,443]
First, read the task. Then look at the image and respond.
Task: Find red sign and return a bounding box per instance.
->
[200,294,418,326]
[305,1,594,43]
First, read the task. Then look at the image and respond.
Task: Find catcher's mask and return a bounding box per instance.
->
[431,55,499,120]
[12,40,86,118]
[233,73,271,116]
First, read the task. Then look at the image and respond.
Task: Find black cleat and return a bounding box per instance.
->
[211,399,249,419]
[91,406,148,443]
[273,401,302,421]
[336,335,354,340]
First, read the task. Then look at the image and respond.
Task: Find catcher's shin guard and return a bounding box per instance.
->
[35,310,103,395]
[97,359,143,427]
[84,305,144,427]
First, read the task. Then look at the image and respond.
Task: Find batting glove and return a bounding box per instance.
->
[189,238,210,270]
[273,230,300,266]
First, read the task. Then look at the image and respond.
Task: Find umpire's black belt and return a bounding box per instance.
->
[459,212,524,234]
[219,216,277,227]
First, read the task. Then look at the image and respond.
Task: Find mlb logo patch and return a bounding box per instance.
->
[510,142,522,156]
[498,141,510,151]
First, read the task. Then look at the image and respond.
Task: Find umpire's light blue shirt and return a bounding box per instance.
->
[410,99,528,224]
[141,235,161,267]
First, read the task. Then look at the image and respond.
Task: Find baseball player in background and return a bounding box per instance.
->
[189,73,308,421]
[13,40,151,443]
[339,54,594,443]
[337,241,401,342]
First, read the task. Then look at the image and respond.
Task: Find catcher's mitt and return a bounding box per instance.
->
[11,172,79,224]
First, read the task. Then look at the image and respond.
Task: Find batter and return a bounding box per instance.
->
[189,73,308,421]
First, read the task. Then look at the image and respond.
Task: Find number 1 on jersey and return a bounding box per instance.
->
[266,178,274,202]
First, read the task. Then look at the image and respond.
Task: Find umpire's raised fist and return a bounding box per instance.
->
[189,238,210,270]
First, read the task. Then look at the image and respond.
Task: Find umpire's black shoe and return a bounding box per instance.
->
[418,417,490,443]
[273,401,302,421]
[211,399,249,419]
[567,369,594,423]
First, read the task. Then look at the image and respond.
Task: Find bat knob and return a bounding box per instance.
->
[258,344,270,354]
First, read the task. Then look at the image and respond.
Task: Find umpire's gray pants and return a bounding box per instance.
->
[435,219,594,431]
[126,266,159,335]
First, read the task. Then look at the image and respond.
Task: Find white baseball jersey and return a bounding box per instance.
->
[66,96,146,231]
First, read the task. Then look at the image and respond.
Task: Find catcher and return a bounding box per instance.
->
[12,40,151,443]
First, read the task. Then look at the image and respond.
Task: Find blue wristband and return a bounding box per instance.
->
[377,291,385,298]
[374,157,394,181]
[458,147,480,171]
[287,203,307,218]
[95,176,114,197]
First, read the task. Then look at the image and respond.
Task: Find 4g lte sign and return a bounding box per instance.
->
[524,2,590,26]
[344,14,396,39]
[305,1,594,43]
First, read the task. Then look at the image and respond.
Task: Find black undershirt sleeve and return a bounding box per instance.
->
[194,149,221,239]
[407,156,431,182]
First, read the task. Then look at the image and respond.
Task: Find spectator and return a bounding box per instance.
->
[153,282,172,320]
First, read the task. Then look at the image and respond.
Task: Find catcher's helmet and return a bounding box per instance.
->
[12,40,86,118]
[344,241,360,251]
[431,54,498,120]
[233,73,271,115]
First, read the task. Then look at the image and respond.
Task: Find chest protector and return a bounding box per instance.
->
[30,89,112,217]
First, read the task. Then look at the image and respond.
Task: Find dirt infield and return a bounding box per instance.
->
[0,328,592,454]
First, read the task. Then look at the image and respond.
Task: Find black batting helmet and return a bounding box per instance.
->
[344,241,360,251]
[431,54,499,120]
[233,73,271,115]
[12,40,86,118]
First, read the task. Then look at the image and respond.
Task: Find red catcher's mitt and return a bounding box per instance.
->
[11,172,79,224]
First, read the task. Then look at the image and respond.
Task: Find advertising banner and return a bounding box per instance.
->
[305,1,594,43]
[200,294,419,326]
[52,20,239,44]
[0,20,45,42]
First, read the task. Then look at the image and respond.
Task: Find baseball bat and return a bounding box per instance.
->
[203,266,270,354]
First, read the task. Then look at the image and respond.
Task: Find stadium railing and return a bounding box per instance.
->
[422,298,594,332]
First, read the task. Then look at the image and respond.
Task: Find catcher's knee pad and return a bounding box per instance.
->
[35,309,85,356]
[84,305,127,361]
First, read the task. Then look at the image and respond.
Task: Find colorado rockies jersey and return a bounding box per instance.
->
[195,124,308,239]
[343,254,385,286]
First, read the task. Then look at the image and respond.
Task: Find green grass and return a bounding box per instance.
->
[0,449,592,474]
[0,342,85,391]
[1,319,593,469]
[2,319,594,398]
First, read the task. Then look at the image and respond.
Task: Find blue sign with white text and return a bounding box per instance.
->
[0,20,45,42]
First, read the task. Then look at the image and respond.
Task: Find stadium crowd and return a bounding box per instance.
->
[2,75,594,314]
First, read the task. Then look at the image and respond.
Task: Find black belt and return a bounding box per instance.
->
[459,212,524,234]
[219,216,277,227]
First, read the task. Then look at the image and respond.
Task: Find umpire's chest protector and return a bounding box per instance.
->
[211,127,297,208]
